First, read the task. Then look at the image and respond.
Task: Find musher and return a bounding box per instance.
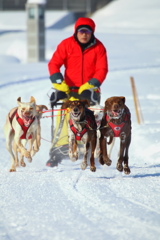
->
[46,17,108,167]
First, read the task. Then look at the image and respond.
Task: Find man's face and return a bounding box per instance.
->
[77,29,92,44]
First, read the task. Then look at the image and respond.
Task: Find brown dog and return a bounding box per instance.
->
[4,96,43,172]
[99,96,131,174]
[62,100,97,172]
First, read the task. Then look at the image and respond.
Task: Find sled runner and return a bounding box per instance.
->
[46,88,100,167]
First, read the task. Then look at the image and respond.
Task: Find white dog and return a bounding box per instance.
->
[12,104,48,169]
[4,96,39,172]
[90,105,104,158]
[91,104,115,159]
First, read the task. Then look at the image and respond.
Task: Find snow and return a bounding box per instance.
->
[0,0,160,239]
[92,0,160,34]
[0,11,69,31]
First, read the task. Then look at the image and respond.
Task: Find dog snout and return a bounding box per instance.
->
[113,109,118,113]
[73,107,79,113]
[25,111,31,115]
[113,103,119,111]
[22,110,32,117]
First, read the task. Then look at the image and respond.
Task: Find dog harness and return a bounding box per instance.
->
[9,109,35,139]
[106,111,130,137]
[69,115,92,141]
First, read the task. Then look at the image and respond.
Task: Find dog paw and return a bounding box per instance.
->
[31,150,37,157]
[116,163,123,172]
[70,157,77,162]
[69,153,78,162]
[99,158,104,165]
[27,157,32,163]
[104,158,112,166]
[124,165,131,175]
[20,161,26,167]
[22,150,31,159]
[81,162,88,170]
[90,166,96,172]
[9,168,16,172]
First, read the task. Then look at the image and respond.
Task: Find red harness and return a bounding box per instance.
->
[106,111,130,137]
[69,115,92,141]
[9,109,35,139]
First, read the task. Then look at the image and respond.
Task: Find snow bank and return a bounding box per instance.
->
[0,55,20,64]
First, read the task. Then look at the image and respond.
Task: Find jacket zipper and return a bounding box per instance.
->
[81,41,96,85]
[82,52,84,84]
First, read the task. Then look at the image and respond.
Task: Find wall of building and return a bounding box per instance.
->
[0,0,113,12]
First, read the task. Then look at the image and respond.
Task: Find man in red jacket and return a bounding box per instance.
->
[48,17,108,102]
[46,17,108,167]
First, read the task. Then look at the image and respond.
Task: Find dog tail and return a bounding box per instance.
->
[107,136,114,145]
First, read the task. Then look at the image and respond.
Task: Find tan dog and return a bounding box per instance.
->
[4,97,39,172]
[12,104,48,168]
[99,96,131,175]
[62,100,97,172]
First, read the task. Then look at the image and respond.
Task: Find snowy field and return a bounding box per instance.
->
[0,0,160,239]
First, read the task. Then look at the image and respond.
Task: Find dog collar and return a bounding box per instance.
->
[16,111,35,139]
[106,111,130,137]
[9,109,35,139]
[69,115,92,141]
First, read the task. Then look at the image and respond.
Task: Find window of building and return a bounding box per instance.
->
[29,8,35,19]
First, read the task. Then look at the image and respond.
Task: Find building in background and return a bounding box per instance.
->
[26,0,46,62]
[0,0,113,62]
[0,0,113,13]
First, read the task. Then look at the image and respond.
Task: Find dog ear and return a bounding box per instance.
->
[41,105,48,110]
[30,96,36,103]
[62,100,70,109]
[104,99,109,112]
[36,105,48,112]
[17,97,21,105]
[81,99,90,108]
[120,97,126,104]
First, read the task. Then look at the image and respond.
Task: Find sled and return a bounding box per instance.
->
[46,88,100,167]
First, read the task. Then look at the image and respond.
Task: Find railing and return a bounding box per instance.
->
[0,0,26,10]
[0,0,113,12]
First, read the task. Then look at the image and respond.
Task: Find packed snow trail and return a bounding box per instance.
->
[1,163,160,240]
[1,68,160,239]
[1,0,160,238]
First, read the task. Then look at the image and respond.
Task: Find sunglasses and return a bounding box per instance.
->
[78,29,92,34]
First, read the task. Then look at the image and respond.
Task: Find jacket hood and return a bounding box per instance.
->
[74,17,96,33]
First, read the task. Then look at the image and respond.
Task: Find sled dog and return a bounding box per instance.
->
[4,97,47,172]
[62,99,97,172]
[91,104,115,159]
[91,104,104,158]
[99,96,131,174]
[13,104,48,165]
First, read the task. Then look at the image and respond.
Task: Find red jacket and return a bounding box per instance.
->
[48,18,108,89]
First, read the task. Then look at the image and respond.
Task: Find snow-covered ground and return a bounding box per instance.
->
[0,0,160,239]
